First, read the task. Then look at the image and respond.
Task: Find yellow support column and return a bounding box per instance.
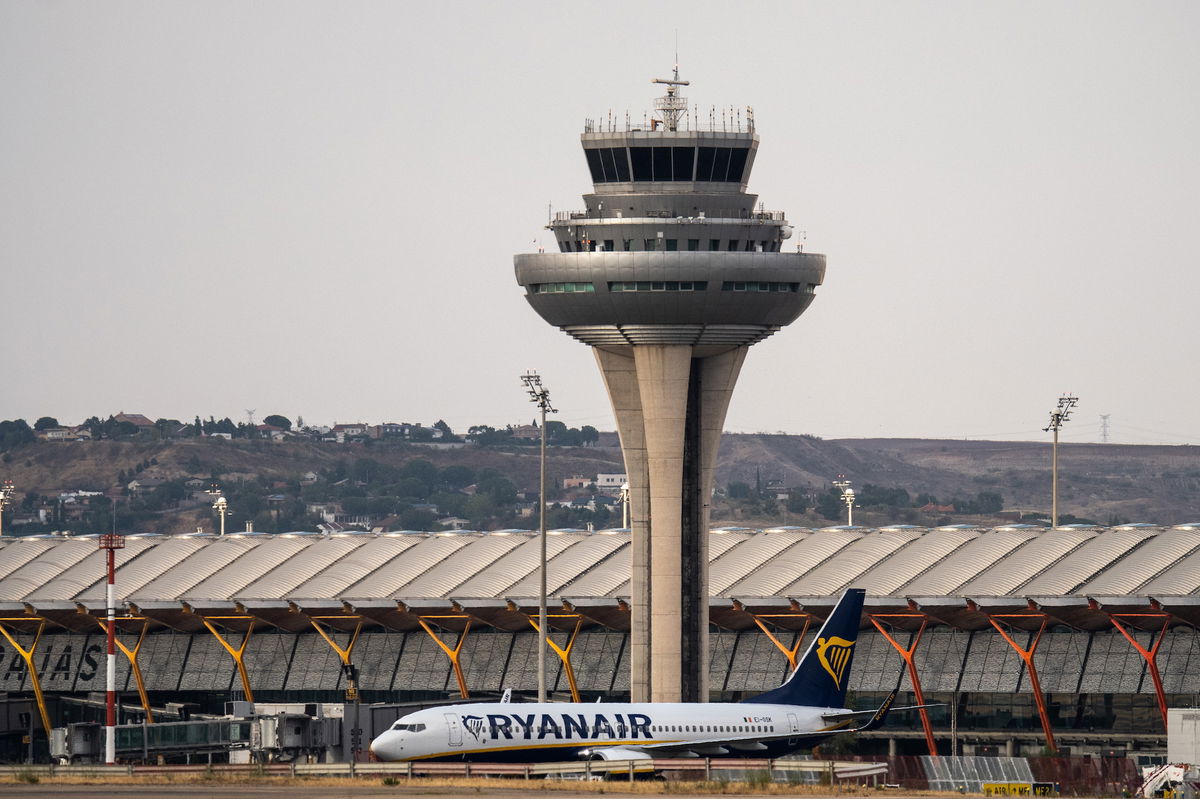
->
[528,616,584,702]
[751,614,812,669]
[417,618,472,699]
[200,618,256,702]
[309,617,364,701]
[0,619,52,735]
[95,617,154,723]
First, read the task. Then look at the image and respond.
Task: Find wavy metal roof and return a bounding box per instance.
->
[788,527,926,596]
[728,529,864,596]
[1078,529,1200,595]
[3,525,1199,615]
[852,529,979,594]
[956,528,1097,596]
[903,529,1043,595]
[1020,529,1157,595]
[709,530,804,594]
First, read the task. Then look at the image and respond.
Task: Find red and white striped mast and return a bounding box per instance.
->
[99,532,125,764]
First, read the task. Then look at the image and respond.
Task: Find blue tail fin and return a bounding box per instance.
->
[741,588,866,708]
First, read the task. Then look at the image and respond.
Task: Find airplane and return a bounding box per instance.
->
[369,587,908,763]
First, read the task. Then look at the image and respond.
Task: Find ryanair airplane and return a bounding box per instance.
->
[370,588,900,763]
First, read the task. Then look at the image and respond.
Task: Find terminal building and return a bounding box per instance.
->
[1,522,1197,762]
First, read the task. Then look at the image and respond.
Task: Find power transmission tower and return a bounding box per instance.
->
[1100,414,1111,444]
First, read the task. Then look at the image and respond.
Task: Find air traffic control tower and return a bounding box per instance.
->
[514,72,826,703]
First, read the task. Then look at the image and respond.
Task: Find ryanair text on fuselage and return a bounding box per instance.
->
[369,588,922,763]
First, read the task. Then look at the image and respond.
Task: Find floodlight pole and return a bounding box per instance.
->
[832,476,855,526]
[99,533,125,764]
[207,486,229,536]
[1043,395,1078,527]
[0,479,15,537]
[522,371,556,703]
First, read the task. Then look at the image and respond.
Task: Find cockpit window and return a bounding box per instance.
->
[390,722,426,732]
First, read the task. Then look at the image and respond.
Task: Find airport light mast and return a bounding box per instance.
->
[1044,394,1078,527]
[0,479,15,536]
[515,72,826,701]
[521,370,556,703]
[832,476,855,526]
[207,485,229,536]
[99,531,125,764]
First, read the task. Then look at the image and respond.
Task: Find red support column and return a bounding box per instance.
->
[987,614,1056,754]
[870,613,938,757]
[1107,612,1171,730]
[98,533,125,765]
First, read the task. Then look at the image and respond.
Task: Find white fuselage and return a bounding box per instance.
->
[369,701,838,762]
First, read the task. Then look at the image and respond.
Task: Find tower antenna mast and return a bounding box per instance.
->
[651,63,689,132]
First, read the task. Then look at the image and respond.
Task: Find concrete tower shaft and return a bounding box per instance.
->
[514,79,825,702]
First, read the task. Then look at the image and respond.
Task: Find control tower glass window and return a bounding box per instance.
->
[726,148,749,182]
[630,147,652,181]
[673,147,695,181]
[652,147,671,180]
[585,149,605,183]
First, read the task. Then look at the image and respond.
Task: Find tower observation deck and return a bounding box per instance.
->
[514,72,826,703]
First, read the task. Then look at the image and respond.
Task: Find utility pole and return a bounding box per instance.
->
[521,371,556,702]
[1043,395,1079,527]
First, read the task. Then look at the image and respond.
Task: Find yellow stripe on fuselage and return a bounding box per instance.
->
[406,738,682,761]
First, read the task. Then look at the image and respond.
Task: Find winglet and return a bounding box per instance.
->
[852,689,898,733]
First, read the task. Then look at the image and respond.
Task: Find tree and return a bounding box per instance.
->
[579,425,599,446]
[440,465,475,489]
[786,490,809,514]
[974,491,1004,515]
[398,508,438,531]
[395,477,430,500]
[727,482,753,500]
[816,488,844,521]
[263,414,292,430]
[402,459,438,485]
[477,475,517,505]
[34,416,59,431]
[0,419,35,451]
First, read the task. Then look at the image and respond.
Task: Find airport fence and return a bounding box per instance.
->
[0,754,1143,793]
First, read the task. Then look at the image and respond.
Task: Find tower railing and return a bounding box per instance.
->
[584,106,754,135]
[552,209,786,223]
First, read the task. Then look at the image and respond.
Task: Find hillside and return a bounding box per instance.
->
[715,435,1200,524]
[3,433,1198,531]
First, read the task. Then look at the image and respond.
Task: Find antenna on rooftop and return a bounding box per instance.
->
[651,60,689,132]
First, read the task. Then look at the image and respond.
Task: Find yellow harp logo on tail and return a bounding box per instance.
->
[816,636,855,689]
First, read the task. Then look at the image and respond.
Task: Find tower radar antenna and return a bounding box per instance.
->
[651,64,690,132]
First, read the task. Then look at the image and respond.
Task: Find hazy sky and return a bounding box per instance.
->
[2,1,1197,445]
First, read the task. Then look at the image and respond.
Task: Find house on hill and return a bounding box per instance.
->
[510,424,539,440]
[114,412,156,429]
[128,477,168,494]
[329,423,368,443]
[256,423,288,440]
